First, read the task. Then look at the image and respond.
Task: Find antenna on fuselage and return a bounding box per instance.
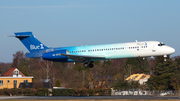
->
[135,40,138,42]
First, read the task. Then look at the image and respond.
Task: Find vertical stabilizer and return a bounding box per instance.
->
[14,32,48,52]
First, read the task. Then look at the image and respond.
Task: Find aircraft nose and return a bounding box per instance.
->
[171,48,175,53]
[167,47,175,54]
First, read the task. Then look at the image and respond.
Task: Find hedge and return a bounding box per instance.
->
[52,89,111,96]
[0,88,111,96]
[0,88,49,96]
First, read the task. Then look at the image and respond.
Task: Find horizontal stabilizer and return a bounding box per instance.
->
[5,35,16,37]
[5,35,31,38]
[15,35,31,38]
[14,32,32,40]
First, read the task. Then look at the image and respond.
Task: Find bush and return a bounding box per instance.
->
[10,89,23,96]
[22,88,36,96]
[53,89,76,96]
[0,88,111,96]
[3,89,11,96]
[87,89,94,96]
[77,89,87,96]
[0,88,49,96]
[52,89,111,96]
[0,89,5,95]
[55,78,61,87]
[35,88,49,96]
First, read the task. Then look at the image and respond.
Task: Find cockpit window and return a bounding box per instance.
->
[158,42,165,46]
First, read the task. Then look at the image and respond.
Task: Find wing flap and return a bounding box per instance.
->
[60,54,105,62]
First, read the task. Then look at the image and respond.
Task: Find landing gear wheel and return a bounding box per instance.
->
[89,63,94,68]
[83,61,94,68]
[84,63,88,68]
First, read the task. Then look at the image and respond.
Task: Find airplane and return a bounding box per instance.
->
[12,32,175,68]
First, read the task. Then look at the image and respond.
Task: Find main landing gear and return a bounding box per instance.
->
[151,55,167,61]
[84,61,94,68]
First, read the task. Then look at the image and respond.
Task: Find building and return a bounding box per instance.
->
[125,74,150,85]
[0,68,33,89]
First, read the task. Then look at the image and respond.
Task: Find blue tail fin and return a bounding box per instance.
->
[14,32,48,52]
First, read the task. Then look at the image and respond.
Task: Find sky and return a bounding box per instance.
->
[0,0,180,63]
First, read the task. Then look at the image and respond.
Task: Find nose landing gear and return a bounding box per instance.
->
[164,55,167,61]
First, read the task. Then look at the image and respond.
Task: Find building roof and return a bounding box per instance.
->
[125,74,140,81]
[3,68,25,77]
[3,68,16,76]
[125,74,150,81]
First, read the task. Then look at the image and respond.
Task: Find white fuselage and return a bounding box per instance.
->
[56,41,175,62]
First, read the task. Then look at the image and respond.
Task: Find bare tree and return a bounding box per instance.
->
[27,58,42,82]
[39,60,53,82]
[12,51,26,68]
[92,60,111,88]
[87,74,94,89]
[0,62,11,74]
[125,64,133,77]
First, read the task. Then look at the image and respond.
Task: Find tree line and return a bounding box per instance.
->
[0,51,180,90]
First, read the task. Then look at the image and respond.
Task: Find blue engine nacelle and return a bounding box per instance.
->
[42,49,69,60]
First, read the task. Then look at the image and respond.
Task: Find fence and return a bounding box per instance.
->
[112,89,179,96]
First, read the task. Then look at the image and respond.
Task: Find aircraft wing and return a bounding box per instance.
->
[60,54,105,62]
